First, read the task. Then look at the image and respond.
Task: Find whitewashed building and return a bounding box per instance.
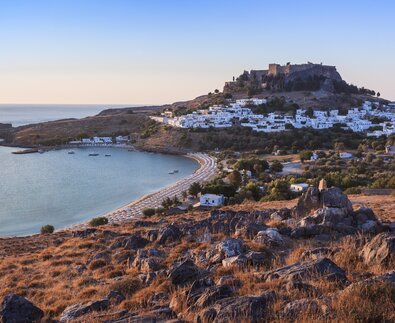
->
[200,194,225,207]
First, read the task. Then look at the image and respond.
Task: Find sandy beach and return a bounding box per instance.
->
[65,152,217,230]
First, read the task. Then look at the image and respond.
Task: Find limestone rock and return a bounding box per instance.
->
[157,225,182,245]
[361,232,395,266]
[263,258,347,284]
[59,299,109,322]
[195,291,275,323]
[254,228,283,247]
[215,238,244,257]
[168,259,199,286]
[0,294,44,323]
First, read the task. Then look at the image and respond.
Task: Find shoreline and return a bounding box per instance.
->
[63,152,217,231]
[0,146,216,238]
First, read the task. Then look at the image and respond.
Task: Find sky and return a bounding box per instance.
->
[0,0,394,104]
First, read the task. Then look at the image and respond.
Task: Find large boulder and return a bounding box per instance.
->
[168,259,200,286]
[320,187,353,211]
[281,298,328,319]
[122,234,150,250]
[157,225,182,245]
[59,299,109,322]
[222,255,247,268]
[263,258,347,284]
[215,238,244,257]
[361,232,395,266]
[195,291,275,323]
[293,187,353,218]
[293,187,321,217]
[193,285,234,308]
[0,294,44,323]
[253,228,284,247]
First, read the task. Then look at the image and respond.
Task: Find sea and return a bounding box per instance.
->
[0,105,198,236]
[0,104,138,127]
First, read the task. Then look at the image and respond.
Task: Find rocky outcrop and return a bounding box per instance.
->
[59,299,109,322]
[157,225,182,245]
[215,238,244,257]
[361,232,395,266]
[263,258,347,284]
[292,186,382,238]
[168,259,200,286]
[195,291,275,323]
[0,294,44,323]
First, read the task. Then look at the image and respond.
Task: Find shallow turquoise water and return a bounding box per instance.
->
[0,146,197,236]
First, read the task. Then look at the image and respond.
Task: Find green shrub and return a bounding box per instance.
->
[142,208,156,217]
[89,216,109,227]
[40,224,55,234]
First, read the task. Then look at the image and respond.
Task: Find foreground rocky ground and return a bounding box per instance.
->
[0,191,394,322]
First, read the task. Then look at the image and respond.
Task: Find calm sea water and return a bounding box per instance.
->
[0,146,198,236]
[0,104,138,127]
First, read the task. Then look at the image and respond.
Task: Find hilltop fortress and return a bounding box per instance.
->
[225,62,343,93]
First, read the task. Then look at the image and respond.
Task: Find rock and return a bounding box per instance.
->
[235,223,267,239]
[285,280,319,296]
[106,290,126,304]
[215,238,244,257]
[60,299,109,322]
[281,298,327,319]
[361,220,381,234]
[293,187,321,217]
[123,234,149,250]
[168,259,199,286]
[131,249,162,272]
[263,258,347,284]
[75,264,87,273]
[320,187,353,211]
[87,251,111,265]
[361,232,395,266]
[293,186,353,218]
[246,251,272,268]
[0,294,44,323]
[222,255,247,268]
[216,276,242,289]
[254,228,283,247]
[193,285,233,308]
[148,305,177,319]
[195,291,275,323]
[300,247,338,261]
[157,225,182,245]
[72,228,97,238]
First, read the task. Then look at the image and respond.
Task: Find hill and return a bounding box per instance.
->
[0,191,394,322]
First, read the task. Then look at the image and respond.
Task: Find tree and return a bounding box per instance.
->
[181,190,188,200]
[377,92,381,98]
[227,170,242,187]
[214,89,219,94]
[270,160,283,172]
[89,217,108,227]
[299,150,313,163]
[188,182,202,198]
[40,224,54,234]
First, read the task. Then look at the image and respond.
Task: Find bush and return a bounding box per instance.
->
[344,187,362,194]
[89,216,109,227]
[143,208,156,217]
[40,224,55,234]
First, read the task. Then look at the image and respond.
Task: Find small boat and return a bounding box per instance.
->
[173,169,179,173]
[105,154,111,157]
[89,153,99,156]
[68,151,75,155]
[168,171,175,174]
[12,149,39,155]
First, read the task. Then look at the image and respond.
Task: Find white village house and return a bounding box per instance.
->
[290,183,309,192]
[150,99,395,137]
[200,194,225,207]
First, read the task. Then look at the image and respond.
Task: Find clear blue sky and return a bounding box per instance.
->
[1,0,394,104]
